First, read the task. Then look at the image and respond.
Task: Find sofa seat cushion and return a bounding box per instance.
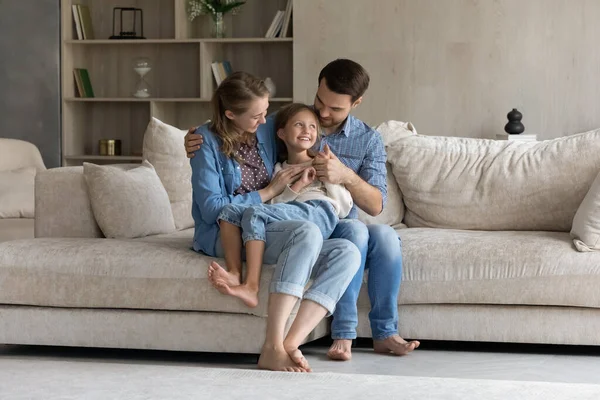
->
[374,228,600,309]
[0,229,275,317]
[0,219,34,242]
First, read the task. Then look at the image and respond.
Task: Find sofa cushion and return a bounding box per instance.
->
[35,165,141,239]
[386,128,600,231]
[0,219,34,242]
[357,163,406,229]
[0,167,35,218]
[143,118,194,231]
[83,161,176,239]
[35,167,104,239]
[571,169,600,252]
[377,228,600,309]
[0,230,275,318]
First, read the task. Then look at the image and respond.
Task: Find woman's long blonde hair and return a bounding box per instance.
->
[210,71,270,159]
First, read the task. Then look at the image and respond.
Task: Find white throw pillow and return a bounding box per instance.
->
[0,167,36,218]
[356,120,417,228]
[571,169,600,251]
[142,117,193,230]
[83,161,176,239]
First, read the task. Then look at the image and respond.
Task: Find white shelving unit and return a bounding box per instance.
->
[61,0,293,165]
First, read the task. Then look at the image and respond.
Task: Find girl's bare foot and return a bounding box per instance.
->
[327,339,352,361]
[373,335,420,356]
[213,280,259,308]
[258,344,308,372]
[207,261,240,287]
[283,343,312,371]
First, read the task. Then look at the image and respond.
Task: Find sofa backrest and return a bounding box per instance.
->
[386,128,600,232]
[35,164,137,238]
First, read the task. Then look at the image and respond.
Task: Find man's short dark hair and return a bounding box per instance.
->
[318,59,370,103]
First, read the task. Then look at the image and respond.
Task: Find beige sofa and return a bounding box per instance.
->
[1,121,600,353]
[0,139,46,242]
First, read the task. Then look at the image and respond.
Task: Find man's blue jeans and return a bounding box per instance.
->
[329,219,402,340]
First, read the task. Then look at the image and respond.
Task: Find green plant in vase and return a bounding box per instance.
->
[188,0,246,38]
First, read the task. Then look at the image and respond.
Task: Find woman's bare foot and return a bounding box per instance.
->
[373,335,420,356]
[207,261,240,287]
[283,343,312,371]
[327,339,352,361]
[258,344,308,372]
[213,280,259,308]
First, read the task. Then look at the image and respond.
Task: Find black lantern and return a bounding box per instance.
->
[109,7,145,39]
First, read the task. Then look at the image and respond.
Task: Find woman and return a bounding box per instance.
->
[190,72,361,372]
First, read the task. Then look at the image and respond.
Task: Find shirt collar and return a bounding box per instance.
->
[332,114,356,137]
[256,123,270,144]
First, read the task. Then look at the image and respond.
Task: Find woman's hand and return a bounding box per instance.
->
[259,165,306,202]
[290,167,316,193]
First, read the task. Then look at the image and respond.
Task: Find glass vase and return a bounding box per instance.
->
[211,12,225,38]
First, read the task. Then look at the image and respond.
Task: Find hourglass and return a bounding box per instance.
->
[133,57,152,98]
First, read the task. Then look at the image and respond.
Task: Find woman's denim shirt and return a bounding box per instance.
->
[190,117,277,256]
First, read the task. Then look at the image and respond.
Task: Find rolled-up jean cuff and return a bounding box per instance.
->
[331,332,357,340]
[371,331,398,341]
[242,233,266,243]
[217,213,242,227]
[303,290,336,317]
[269,281,304,299]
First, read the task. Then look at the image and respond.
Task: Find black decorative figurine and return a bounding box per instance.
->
[109,7,145,39]
[504,108,525,135]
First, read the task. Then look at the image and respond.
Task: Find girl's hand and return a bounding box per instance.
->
[259,165,305,201]
[291,167,316,192]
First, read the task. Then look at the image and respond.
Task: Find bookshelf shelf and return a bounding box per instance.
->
[65,97,294,103]
[61,0,295,166]
[65,38,293,44]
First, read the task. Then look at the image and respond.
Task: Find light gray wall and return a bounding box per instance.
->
[0,0,61,167]
[294,0,600,140]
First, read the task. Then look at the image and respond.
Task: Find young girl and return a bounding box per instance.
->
[208,103,353,307]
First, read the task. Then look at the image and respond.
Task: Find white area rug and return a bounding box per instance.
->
[1,359,599,400]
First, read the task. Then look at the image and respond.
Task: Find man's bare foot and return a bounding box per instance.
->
[213,280,259,308]
[258,344,308,372]
[373,335,420,356]
[283,343,312,371]
[207,261,240,287]
[327,339,352,361]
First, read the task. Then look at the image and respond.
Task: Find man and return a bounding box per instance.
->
[186,59,419,360]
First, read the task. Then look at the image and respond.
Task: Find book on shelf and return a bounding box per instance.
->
[72,5,83,40]
[265,10,285,38]
[211,61,233,86]
[278,0,293,38]
[73,68,95,98]
[72,4,94,40]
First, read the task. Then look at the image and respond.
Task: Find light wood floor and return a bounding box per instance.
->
[2,340,600,384]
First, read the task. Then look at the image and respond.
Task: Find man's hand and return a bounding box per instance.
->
[313,144,354,185]
[185,126,204,159]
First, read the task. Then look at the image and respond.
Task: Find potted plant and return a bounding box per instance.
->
[188,0,246,38]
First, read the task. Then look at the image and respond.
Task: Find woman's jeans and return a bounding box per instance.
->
[329,220,403,341]
[215,202,359,315]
